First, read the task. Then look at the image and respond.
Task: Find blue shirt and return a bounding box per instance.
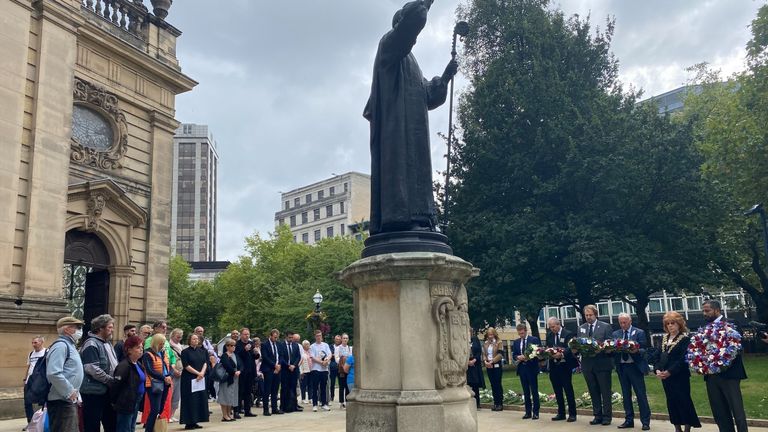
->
[135,363,146,397]
[346,354,354,387]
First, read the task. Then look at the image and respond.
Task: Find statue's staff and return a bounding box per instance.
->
[443,21,469,229]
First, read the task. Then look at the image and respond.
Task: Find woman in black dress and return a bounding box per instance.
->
[180,334,210,430]
[466,329,486,409]
[655,312,701,432]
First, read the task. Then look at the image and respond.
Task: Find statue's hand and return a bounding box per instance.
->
[442,59,458,81]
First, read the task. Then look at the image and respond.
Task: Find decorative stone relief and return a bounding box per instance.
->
[86,192,107,231]
[71,77,129,170]
[432,281,470,389]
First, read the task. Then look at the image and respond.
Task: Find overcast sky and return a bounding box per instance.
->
[167,0,764,261]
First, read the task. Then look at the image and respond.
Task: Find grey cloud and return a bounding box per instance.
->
[165,0,760,259]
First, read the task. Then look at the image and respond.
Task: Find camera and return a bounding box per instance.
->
[749,321,768,339]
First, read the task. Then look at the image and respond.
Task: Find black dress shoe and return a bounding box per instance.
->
[296,406,304,411]
[262,412,271,416]
[522,414,532,419]
[491,405,499,411]
[244,413,257,417]
[274,410,285,415]
[590,418,603,425]
[617,422,634,429]
[642,425,650,431]
[233,414,241,419]
[602,419,612,426]
[552,416,566,421]
[567,417,577,422]
[532,414,539,420]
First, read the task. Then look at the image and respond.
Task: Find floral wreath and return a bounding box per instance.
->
[685,320,742,375]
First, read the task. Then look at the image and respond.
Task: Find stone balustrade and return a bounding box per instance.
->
[80,0,149,40]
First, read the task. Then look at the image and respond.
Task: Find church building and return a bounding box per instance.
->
[0,0,196,416]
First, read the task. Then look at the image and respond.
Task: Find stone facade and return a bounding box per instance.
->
[0,0,195,417]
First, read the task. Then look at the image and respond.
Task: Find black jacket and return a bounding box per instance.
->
[220,352,242,386]
[546,328,579,370]
[466,337,486,388]
[111,358,144,414]
[235,339,256,374]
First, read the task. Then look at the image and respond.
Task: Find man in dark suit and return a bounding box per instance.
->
[546,317,578,422]
[260,329,282,416]
[278,330,302,413]
[512,323,541,420]
[577,304,614,426]
[235,328,257,417]
[702,300,748,432]
[612,313,651,430]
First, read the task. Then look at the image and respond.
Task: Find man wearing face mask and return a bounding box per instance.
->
[46,316,85,432]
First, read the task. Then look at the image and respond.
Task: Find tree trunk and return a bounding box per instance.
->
[525,312,541,341]
[574,279,595,320]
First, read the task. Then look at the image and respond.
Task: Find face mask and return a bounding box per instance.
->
[73,329,83,342]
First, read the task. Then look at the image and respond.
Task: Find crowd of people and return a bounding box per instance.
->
[467,300,753,432]
[22,316,355,432]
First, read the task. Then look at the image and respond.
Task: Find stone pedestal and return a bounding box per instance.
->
[339,253,479,432]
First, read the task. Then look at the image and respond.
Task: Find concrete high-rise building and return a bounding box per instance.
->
[275,172,370,244]
[172,124,218,261]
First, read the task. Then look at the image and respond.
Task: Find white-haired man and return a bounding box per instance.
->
[46,316,84,432]
[612,313,651,430]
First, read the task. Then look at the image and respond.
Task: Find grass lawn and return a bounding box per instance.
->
[490,355,768,419]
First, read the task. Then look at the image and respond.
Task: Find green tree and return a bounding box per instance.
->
[217,224,362,340]
[450,0,715,332]
[167,255,223,337]
[684,5,768,321]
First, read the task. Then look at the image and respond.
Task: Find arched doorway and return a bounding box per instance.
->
[63,230,110,334]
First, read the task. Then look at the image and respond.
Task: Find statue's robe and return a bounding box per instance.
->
[364,1,448,234]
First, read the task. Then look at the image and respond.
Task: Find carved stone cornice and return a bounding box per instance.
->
[71,77,129,170]
[68,178,148,227]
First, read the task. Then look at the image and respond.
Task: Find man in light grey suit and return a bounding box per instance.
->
[576,304,614,426]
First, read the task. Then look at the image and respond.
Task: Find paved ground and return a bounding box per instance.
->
[2,403,766,432]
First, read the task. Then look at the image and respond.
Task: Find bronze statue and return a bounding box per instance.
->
[362,0,458,257]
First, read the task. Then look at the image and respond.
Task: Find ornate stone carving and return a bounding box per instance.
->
[71,77,129,170]
[432,281,470,389]
[86,192,108,231]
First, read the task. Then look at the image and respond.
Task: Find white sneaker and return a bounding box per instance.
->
[301,399,308,404]
[321,405,331,411]
[312,406,318,412]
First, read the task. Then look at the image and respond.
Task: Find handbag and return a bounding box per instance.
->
[212,362,228,382]
[154,418,168,432]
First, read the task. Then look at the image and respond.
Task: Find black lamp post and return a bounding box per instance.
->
[744,203,768,273]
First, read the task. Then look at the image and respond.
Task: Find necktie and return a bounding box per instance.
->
[522,338,526,354]
[588,324,593,337]
[287,342,292,363]
[622,330,630,361]
[554,333,559,346]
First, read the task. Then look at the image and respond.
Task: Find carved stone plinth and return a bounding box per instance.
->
[339,253,479,432]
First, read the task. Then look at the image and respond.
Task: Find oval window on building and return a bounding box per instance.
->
[72,105,114,151]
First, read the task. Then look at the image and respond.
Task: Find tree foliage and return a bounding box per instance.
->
[683,4,768,321]
[449,0,714,328]
[167,255,222,337]
[216,224,362,340]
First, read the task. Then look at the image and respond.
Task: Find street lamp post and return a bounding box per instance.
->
[313,289,323,313]
[744,203,768,273]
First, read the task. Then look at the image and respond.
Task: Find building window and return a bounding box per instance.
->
[649,299,664,313]
[314,230,321,241]
[284,201,289,210]
[563,305,576,319]
[340,201,345,214]
[289,215,296,227]
[294,197,300,207]
[611,301,624,316]
[305,193,312,204]
[302,233,309,243]
[597,302,609,318]
[686,297,701,311]
[326,205,333,217]
[340,224,345,235]
[318,190,324,199]
[668,297,684,312]
[278,218,285,226]
[327,226,334,237]
[330,186,335,196]
[344,182,348,192]
[314,208,320,220]
[301,212,308,224]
